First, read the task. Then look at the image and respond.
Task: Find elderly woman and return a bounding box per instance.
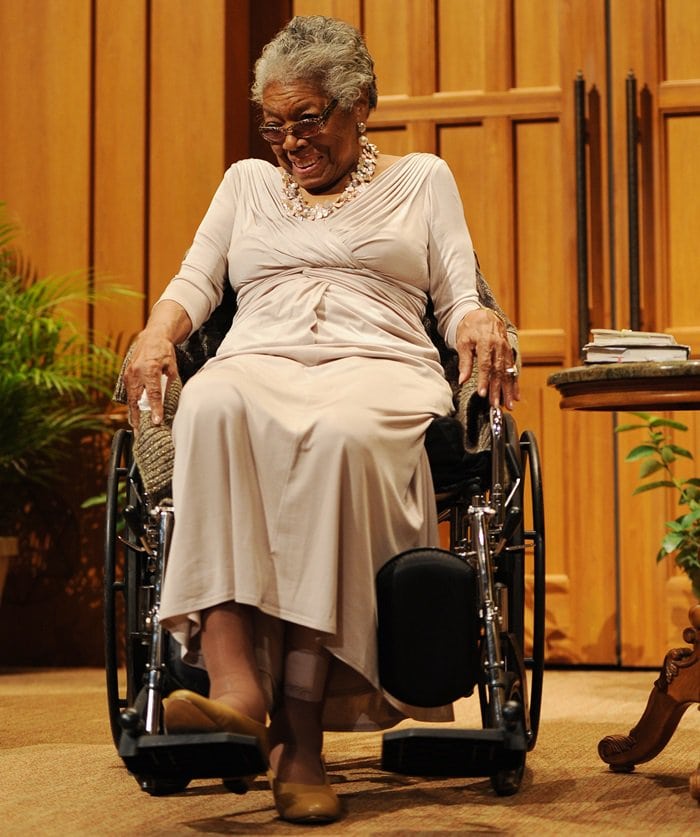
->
[124,15,518,825]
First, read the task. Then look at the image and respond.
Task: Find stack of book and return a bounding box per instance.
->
[582,329,691,363]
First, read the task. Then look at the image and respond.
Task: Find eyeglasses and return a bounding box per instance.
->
[258,99,338,144]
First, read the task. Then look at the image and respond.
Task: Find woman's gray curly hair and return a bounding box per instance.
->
[251,16,378,111]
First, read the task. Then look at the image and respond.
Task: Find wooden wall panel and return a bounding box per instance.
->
[660,0,700,353]
[366,127,412,157]
[438,121,515,314]
[513,0,559,88]
[482,0,513,92]
[664,0,700,80]
[93,0,147,341]
[562,410,619,661]
[607,0,660,332]
[558,0,612,340]
[437,0,514,93]
[514,121,567,331]
[293,0,360,26]
[666,117,700,327]
[615,418,674,665]
[364,0,435,97]
[439,124,490,253]
[0,0,91,279]
[518,368,573,659]
[437,0,487,92]
[148,0,228,305]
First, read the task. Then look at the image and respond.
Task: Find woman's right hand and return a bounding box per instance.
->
[123,329,178,428]
[123,300,193,429]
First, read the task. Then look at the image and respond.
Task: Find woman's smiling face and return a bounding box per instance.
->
[261,80,369,196]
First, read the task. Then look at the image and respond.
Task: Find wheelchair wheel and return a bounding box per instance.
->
[104,428,148,748]
[498,417,546,751]
[519,429,545,749]
[137,775,191,797]
[489,671,526,796]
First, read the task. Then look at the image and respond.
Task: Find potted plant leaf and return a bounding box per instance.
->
[617,412,700,599]
[0,203,134,602]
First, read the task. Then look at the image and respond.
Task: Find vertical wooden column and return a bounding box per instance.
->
[147,0,229,304]
[93,0,148,340]
[0,0,92,279]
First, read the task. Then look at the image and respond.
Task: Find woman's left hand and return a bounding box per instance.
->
[455,309,520,409]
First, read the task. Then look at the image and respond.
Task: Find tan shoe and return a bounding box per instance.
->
[270,768,341,824]
[164,689,269,794]
[163,689,268,756]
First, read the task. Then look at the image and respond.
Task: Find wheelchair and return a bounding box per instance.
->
[103,281,545,798]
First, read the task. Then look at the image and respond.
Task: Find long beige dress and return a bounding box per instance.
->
[158,152,481,729]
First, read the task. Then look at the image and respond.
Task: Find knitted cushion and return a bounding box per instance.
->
[132,375,182,502]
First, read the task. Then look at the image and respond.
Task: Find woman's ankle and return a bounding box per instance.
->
[270,741,326,785]
[268,698,326,784]
[208,688,267,725]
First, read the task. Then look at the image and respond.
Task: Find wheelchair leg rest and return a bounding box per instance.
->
[381,724,527,779]
[118,731,268,790]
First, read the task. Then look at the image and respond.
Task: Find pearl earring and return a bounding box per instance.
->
[357,122,367,135]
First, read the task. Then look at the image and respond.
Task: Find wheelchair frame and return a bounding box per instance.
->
[380,407,544,794]
[104,402,545,797]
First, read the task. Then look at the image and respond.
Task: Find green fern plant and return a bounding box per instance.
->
[617,412,700,599]
[0,204,136,529]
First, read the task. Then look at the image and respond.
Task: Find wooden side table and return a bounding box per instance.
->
[548,360,700,802]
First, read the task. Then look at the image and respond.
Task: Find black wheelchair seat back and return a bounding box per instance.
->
[376,547,481,707]
[424,414,491,495]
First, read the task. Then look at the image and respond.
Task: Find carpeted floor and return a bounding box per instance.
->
[1,667,698,835]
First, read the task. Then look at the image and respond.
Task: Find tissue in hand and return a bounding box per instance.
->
[137,375,169,412]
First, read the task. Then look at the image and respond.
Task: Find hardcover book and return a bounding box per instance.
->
[582,329,691,363]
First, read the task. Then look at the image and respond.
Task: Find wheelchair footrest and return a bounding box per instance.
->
[381,726,526,778]
[118,732,267,781]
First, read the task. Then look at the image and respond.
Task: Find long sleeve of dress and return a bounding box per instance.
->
[425,158,480,348]
[156,165,243,334]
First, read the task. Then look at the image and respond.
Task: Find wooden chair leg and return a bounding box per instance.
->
[691,762,700,802]
[598,605,699,800]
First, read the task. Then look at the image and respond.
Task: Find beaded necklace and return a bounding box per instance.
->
[281,137,379,220]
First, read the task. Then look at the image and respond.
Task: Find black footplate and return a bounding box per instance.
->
[382,726,526,777]
[118,732,268,782]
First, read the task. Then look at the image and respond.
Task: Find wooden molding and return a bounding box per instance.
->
[373,89,562,125]
[659,80,700,112]
[518,329,568,365]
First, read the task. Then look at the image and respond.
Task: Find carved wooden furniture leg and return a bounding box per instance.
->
[692,761,700,802]
[598,605,699,801]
